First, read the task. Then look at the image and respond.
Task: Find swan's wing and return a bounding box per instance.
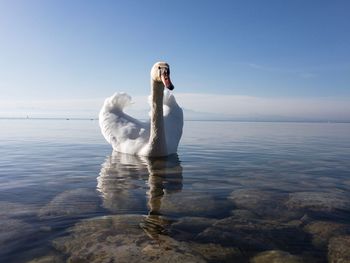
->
[99,93,149,154]
[163,90,184,154]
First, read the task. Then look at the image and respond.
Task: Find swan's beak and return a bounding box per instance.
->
[161,74,174,90]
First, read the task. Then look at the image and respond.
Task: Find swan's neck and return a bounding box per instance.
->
[148,80,167,156]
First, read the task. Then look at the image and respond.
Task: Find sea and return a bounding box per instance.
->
[1,119,350,262]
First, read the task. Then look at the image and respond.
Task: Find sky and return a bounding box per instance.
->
[0,0,349,121]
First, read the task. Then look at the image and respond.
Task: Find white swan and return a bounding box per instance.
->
[99,62,183,157]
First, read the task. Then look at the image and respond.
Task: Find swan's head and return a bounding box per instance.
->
[151,62,174,90]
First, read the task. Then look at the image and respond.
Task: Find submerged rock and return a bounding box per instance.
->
[0,201,39,219]
[38,188,100,218]
[197,215,307,252]
[170,216,217,239]
[303,221,350,248]
[286,191,350,213]
[190,242,242,262]
[139,236,207,263]
[250,250,303,263]
[53,215,149,263]
[230,209,258,219]
[328,235,350,263]
[229,189,291,219]
[229,189,280,209]
[53,214,241,263]
[160,192,231,217]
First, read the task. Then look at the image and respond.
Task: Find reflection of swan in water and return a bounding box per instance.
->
[97,152,183,239]
[97,153,149,213]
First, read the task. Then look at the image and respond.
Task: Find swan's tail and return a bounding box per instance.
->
[101,92,132,113]
[99,93,132,145]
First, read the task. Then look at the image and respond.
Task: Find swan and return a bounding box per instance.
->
[99,62,183,157]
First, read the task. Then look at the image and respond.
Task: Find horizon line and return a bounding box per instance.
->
[1,116,349,124]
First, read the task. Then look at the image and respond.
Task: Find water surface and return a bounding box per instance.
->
[1,120,350,262]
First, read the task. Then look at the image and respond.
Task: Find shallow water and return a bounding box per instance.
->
[1,119,350,262]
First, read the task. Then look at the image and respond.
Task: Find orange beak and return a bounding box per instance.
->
[161,74,174,90]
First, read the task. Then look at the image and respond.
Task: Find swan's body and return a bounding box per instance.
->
[99,62,183,157]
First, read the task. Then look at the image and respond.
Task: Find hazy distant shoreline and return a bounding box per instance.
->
[1,117,349,124]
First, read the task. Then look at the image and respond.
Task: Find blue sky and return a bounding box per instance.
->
[0,0,349,120]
